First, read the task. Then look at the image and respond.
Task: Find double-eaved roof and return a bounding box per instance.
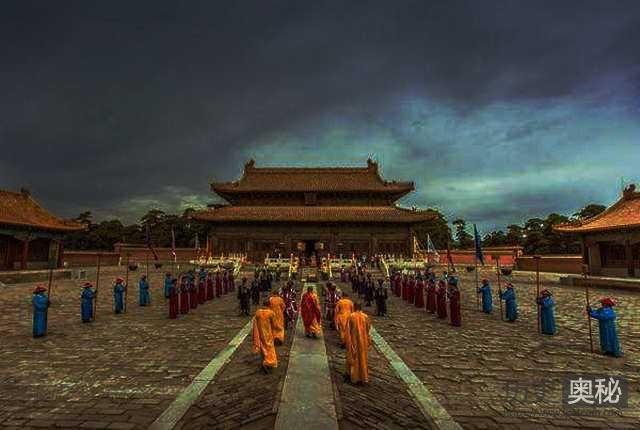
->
[0,189,84,232]
[555,184,640,234]
[193,205,435,223]
[211,158,413,197]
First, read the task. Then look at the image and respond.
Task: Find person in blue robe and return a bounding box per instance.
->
[139,274,151,306]
[537,289,556,335]
[113,277,125,314]
[198,267,207,283]
[477,279,493,313]
[80,282,95,322]
[499,283,518,322]
[163,272,172,299]
[32,285,49,337]
[588,297,622,357]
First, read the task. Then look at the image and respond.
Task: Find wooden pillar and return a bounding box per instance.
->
[625,239,634,277]
[21,239,29,270]
[57,240,64,268]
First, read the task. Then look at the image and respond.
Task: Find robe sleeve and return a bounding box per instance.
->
[252,317,261,353]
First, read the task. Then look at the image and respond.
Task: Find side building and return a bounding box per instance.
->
[555,184,640,277]
[192,159,435,262]
[0,188,84,271]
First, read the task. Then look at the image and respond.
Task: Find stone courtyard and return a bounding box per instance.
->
[0,264,638,429]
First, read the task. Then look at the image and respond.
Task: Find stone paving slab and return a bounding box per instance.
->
[363,267,640,429]
[0,267,253,429]
[274,283,338,430]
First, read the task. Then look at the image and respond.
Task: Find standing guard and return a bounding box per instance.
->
[537,289,556,335]
[237,277,251,316]
[81,282,95,322]
[179,276,190,314]
[426,278,437,313]
[436,279,448,319]
[32,285,50,337]
[374,278,389,317]
[477,279,493,314]
[139,274,151,306]
[113,277,125,314]
[414,275,425,308]
[499,282,518,322]
[325,282,340,329]
[206,271,214,301]
[163,272,172,299]
[215,271,223,298]
[189,274,198,310]
[588,297,622,357]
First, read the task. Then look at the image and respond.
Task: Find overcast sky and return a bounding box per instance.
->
[1,1,639,232]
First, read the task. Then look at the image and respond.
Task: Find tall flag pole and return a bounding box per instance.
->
[171,227,177,263]
[473,224,484,311]
[144,225,159,277]
[446,240,455,273]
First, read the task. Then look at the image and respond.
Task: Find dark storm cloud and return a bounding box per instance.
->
[1,0,639,229]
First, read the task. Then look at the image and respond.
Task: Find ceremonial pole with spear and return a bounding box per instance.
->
[93,252,102,320]
[124,252,130,313]
[583,264,594,353]
[496,255,503,321]
[534,255,541,334]
[473,224,484,311]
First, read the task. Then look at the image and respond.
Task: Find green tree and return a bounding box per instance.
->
[573,204,606,220]
[483,230,506,247]
[413,209,452,250]
[452,218,473,249]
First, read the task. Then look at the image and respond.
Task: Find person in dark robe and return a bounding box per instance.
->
[537,289,556,335]
[436,280,447,319]
[179,276,190,314]
[222,271,229,295]
[237,278,251,316]
[113,277,125,314]
[168,278,179,319]
[351,274,358,294]
[229,271,236,293]
[250,278,261,305]
[215,271,223,297]
[189,276,198,310]
[374,279,389,316]
[426,278,437,313]
[32,285,49,337]
[324,282,340,329]
[588,297,622,357]
[197,277,206,305]
[340,267,347,283]
[394,273,402,297]
[206,272,214,301]
[414,275,425,308]
[447,277,461,327]
[364,277,374,307]
[80,282,95,322]
[139,274,151,306]
[499,282,518,322]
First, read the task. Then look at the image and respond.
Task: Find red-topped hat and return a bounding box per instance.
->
[115,277,124,283]
[540,289,552,296]
[599,297,616,307]
[33,285,47,293]
[82,282,93,288]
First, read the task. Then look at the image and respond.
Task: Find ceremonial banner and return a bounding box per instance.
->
[473,224,485,266]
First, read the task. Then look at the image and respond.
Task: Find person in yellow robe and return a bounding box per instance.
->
[252,300,278,373]
[300,286,322,338]
[345,303,371,384]
[334,293,354,347]
[268,291,286,345]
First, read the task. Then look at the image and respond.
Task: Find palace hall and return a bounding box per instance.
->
[193,159,434,262]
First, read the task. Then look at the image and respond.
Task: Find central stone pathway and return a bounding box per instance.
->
[274,282,339,430]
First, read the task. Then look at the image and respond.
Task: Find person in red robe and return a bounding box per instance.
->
[206,272,214,301]
[215,271,223,297]
[426,278,437,313]
[179,276,190,314]
[395,273,402,297]
[401,275,409,301]
[447,277,461,327]
[198,279,206,304]
[300,286,322,338]
[228,272,235,292]
[223,271,229,294]
[407,275,416,305]
[414,275,425,308]
[436,280,447,319]
[169,278,179,319]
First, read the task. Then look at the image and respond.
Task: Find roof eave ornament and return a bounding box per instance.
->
[244,159,256,172]
[623,183,637,200]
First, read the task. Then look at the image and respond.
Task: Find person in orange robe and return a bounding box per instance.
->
[300,286,322,338]
[345,303,371,384]
[334,293,355,347]
[252,300,278,373]
[268,291,286,345]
